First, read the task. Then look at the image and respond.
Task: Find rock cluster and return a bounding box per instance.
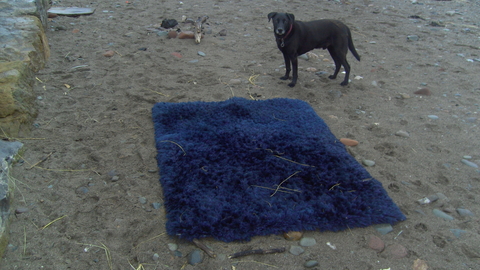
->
[0,0,50,137]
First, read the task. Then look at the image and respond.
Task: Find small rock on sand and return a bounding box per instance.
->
[367,235,385,252]
[103,50,115,57]
[283,231,303,241]
[340,138,359,146]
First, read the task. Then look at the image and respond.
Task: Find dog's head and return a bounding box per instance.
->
[267,12,295,36]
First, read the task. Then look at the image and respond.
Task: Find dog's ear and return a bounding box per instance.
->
[267,12,277,22]
[287,13,295,21]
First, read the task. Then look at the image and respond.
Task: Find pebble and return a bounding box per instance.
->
[340,138,359,146]
[174,250,183,257]
[433,209,454,220]
[414,88,431,96]
[450,229,467,238]
[138,197,147,204]
[7,244,18,252]
[111,175,119,182]
[171,52,182,58]
[463,155,472,160]
[298,54,309,60]
[289,245,305,255]
[189,59,199,63]
[395,130,410,138]
[465,117,477,123]
[407,35,419,41]
[374,224,393,235]
[367,235,385,252]
[413,258,429,270]
[168,30,177,38]
[362,159,375,167]
[283,231,303,241]
[168,243,178,251]
[178,31,194,39]
[152,202,162,209]
[299,237,316,247]
[15,207,29,214]
[427,115,439,120]
[152,253,160,261]
[197,51,206,57]
[187,249,203,265]
[461,159,478,168]
[417,196,436,205]
[384,244,408,259]
[76,186,89,194]
[306,67,317,72]
[103,50,115,57]
[304,260,319,268]
[399,93,410,99]
[445,10,456,16]
[315,71,329,76]
[217,29,227,36]
[456,208,474,217]
[306,52,319,59]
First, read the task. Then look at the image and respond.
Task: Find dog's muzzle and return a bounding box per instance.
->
[275,28,285,35]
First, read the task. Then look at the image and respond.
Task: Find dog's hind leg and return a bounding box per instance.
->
[339,59,351,86]
[327,47,350,85]
[327,47,341,80]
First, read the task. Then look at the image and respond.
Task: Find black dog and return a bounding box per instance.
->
[268,12,360,87]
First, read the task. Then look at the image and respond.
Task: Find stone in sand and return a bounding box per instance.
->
[414,88,431,96]
[367,235,385,252]
[283,231,303,241]
[340,138,359,146]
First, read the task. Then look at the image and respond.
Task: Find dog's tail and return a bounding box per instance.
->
[347,28,360,61]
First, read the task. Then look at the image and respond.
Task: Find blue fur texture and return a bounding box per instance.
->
[152,97,406,242]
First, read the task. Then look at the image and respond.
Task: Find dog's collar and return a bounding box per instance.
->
[278,24,293,47]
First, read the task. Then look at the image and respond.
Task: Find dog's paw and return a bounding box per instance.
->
[288,82,296,87]
[280,76,289,80]
[328,75,337,80]
[340,81,348,86]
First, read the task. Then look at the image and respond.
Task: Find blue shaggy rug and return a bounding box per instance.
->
[152,97,405,242]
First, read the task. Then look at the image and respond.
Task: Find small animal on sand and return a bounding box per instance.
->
[268,12,360,87]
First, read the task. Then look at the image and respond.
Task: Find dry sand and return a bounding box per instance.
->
[3,0,480,269]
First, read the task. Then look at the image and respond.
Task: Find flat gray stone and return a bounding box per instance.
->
[456,208,474,217]
[187,249,203,265]
[305,260,319,268]
[48,7,96,16]
[299,237,317,247]
[433,209,454,220]
[289,245,305,255]
[374,224,393,235]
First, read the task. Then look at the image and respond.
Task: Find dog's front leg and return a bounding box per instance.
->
[288,55,298,87]
[280,53,291,81]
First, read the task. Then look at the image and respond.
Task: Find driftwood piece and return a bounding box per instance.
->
[228,247,286,259]
[192,238,216,258]
[194,15,209,44]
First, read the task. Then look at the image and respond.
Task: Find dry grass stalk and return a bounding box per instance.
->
[273,155,315,167]
[270,171,301,197]
[41,215,67,230]
[27,152,53,170]
[160,140,186,156]
[78,242,113,270]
